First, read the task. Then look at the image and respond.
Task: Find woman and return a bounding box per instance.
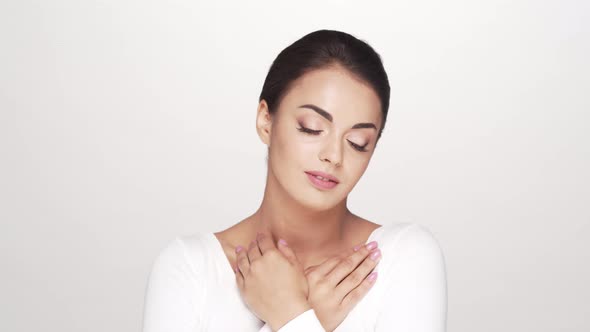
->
[142,29,447,331]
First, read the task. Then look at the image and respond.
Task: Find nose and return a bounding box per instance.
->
[319,135,343,167]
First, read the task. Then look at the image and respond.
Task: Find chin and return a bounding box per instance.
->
[294,188,346,212]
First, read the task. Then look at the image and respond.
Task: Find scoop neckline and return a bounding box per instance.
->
[207,224,386,278]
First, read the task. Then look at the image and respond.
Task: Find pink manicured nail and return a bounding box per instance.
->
[370,249,381,261]
[235,245,243,253]
[278,239,288,246]
[366,241,378,251]
[353,244,361,252]
[367,271,378,283]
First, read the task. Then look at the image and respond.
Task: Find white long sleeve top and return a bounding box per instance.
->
[142,222,447,331]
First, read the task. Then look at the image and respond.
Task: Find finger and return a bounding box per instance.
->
[256,231,277,255]
[234,263,244,289]
[247,239,262,262]
[311,255,343,277]
[335,248,381,297]
[236,245,250,276]
[340,270,378,310]
[304,264,319,275]
[325,241,379,286]
[311,242,363,277]
[276,238,300,266]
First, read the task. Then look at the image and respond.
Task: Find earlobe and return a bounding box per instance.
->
[255,100,272,147]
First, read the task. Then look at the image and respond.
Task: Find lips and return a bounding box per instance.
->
[304,171,340,183]
[305,172,339,190]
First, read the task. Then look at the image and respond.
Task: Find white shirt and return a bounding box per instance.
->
[142,222,447,331]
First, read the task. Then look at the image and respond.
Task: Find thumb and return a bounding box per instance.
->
[277,239,301,266]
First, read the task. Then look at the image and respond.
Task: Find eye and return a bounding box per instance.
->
[296,126,322,135]
[347,140,369,152]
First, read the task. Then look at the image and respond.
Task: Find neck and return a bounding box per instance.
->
[249,168,353,261]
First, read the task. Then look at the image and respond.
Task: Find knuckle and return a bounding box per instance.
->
[326,273,340,286]
[361,257,377,270]
[306,270,319,282]
[362,276,374,289]
[249,260,261,273]
[353,246,369,257]
[342,257,356,270]
[348,272,363,284]
[360,245,371,255]
[316,279,331,293]
[265,249,280,259]
[348,290,361,302]
[237,256,249,265]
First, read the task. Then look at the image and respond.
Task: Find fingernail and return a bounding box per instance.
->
[233,266,238,273]
[366,241,378,251]
[370,249,381,261]
[367,271,378,283]
[235,245,243,253]
[278,239,288,246]
[353,244,361,252]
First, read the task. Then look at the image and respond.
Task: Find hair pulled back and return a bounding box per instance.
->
[259,29,390,140]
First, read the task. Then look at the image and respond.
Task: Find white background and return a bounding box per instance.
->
[1,1,588,331]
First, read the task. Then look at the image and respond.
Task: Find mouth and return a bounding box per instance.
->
[305,171,340,190]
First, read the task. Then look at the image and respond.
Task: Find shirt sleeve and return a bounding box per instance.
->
[375,224,447,331]
[142,238,204,332]
[258,309,325,332]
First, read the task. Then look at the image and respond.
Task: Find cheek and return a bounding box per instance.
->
[346,154,372,181]
[275,126,314,155]
[270,129,308,169]
[357,159,371,176]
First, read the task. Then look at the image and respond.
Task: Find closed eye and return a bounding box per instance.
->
[297,126,369,152]
[296,126,322,135]
[348,140,369,152]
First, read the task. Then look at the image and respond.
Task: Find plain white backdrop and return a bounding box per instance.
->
[1,0,588,331]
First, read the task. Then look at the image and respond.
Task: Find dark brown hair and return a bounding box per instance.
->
[259,29,391,140]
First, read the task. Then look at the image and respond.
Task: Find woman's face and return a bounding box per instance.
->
[256,65,383,211]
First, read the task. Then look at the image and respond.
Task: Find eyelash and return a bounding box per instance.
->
[296,126,369,152]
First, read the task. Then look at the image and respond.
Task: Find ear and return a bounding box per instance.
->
[255,100,273,147]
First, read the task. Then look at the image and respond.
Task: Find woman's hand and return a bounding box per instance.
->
[302,241,381,332]
[234,232,311,332]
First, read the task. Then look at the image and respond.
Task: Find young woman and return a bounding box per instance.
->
[142,29,447,332]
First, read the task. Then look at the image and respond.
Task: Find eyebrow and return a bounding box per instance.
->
[298,104,377,130]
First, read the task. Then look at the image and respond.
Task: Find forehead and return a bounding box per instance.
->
[280,66,382,123]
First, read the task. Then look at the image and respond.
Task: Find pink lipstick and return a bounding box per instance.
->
[305,171,339,190]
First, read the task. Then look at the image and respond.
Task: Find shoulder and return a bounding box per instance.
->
[375,222,446,270]
[372,223,448,328]
[378,222,443,250]
[143,233,212,331]
[148,233,212,281]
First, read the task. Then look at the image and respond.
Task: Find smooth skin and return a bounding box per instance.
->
[234,232,311,331]
[303,240,381,331]
[214,63,384,331]
[235,231,381,331]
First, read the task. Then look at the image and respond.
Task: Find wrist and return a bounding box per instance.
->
[268,299,311,331]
